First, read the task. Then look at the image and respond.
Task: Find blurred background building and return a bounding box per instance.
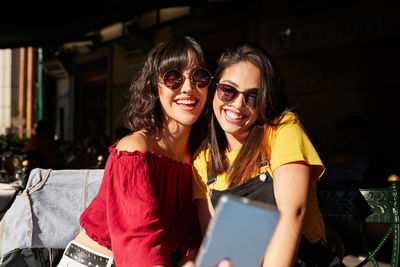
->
[0,0,399,175]
[0,0,399,264]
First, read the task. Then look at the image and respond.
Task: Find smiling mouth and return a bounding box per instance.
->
[175,99,198,106]
[225,110,243,119]
[176,99,197,105]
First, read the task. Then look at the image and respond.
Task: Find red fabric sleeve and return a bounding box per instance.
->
[106,154,170,267]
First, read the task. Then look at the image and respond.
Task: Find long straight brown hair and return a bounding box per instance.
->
[206,43,293,187]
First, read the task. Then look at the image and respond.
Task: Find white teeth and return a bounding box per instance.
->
[176,99,196,105]
[225,110,243,119]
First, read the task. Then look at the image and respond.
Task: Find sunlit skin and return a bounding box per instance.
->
[196,60,312,267]
[158,66,208,129]
[212,61,260,151]
[153,65,208,162]
[183,259,232,267]
[74,64,209,267]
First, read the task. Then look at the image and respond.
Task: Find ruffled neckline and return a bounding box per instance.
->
[108,141,192,167]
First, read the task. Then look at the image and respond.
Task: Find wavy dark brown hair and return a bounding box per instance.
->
[206,43,294,187]
[123,36,210,153]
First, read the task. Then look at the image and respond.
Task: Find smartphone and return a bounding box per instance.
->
[195,194,280,267]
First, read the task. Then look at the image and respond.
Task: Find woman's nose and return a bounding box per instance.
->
[231,93,246,108]
[180,75,195,92]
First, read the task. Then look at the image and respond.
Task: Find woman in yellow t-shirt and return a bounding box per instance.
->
[191,43,345,267]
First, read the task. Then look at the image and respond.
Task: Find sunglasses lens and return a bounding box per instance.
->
[192,68,211,88]
[217,83,237,102]
[163,70,183,89]
[217,83,257,109]
[245,92,257,109]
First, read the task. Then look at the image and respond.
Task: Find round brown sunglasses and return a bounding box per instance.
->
[159,68,212,90]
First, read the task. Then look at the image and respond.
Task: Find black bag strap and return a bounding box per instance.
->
[206,159,269,186]
[206,173,217,186]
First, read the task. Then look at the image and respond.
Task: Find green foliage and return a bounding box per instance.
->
[0,133,27,152]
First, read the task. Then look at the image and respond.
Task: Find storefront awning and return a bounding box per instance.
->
[0,0,205,49]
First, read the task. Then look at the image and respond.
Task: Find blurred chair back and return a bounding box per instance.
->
[0,167,104,265]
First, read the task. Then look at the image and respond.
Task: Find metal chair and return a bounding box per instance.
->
[318,174,400,267]
[355,174,399,267]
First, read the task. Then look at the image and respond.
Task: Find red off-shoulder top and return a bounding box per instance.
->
[79,142,201,267]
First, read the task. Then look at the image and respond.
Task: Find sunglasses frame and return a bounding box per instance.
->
[159,68,213,90]
[216,82,258,110]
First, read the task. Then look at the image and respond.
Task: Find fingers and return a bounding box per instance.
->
[217,259,232,267]
[182,259,231,267]
[182,261,195,267]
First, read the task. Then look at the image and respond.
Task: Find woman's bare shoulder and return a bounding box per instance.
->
[116,131,151,153]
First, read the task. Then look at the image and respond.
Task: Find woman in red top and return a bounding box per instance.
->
[57,36,211,267]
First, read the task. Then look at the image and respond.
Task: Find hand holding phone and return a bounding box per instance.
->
[195,194,279,267]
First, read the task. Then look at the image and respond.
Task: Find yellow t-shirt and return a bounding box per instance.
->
[192,112,326,243]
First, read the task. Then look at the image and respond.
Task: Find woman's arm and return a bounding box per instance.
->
[195,198,215,235]
[263,162,311,267]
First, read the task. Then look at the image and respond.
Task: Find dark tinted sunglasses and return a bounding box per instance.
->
[159,68,212,90]
[216,83,258,110]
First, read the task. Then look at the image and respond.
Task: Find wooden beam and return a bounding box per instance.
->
[18,47,25,138]
[26,46,33,137]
